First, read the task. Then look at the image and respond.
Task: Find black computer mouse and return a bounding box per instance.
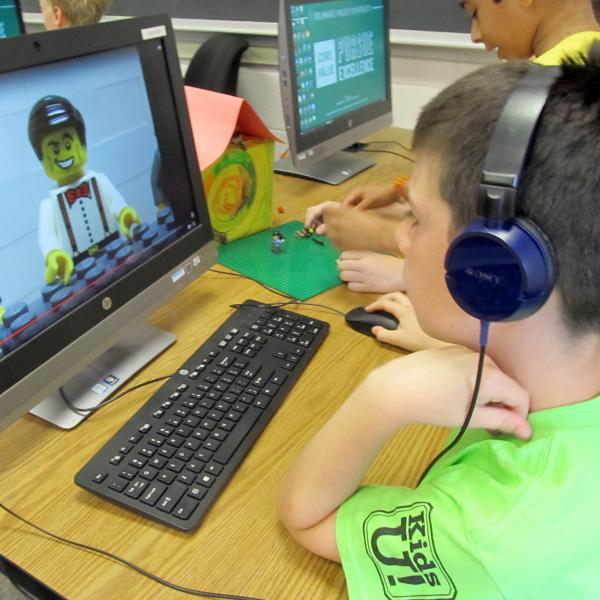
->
[345,306,399,337]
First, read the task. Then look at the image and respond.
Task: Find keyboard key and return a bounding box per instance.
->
[156,483,187,513]
[158,470,176,485]
[109,478,127,492]
[187,485,207,500]
[124,479,148,499]
[140,467,158,481]
[253,396,271,409]
[213,406,261,465]
[177,471,195,485]
[140,482,167,506]
[197,473,216,488]
[173,497,199,520]
[205,463,223,476]
[166,458,185,473]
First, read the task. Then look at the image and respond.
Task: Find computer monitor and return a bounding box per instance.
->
[276,0,392,185]
[0,15,217,431]
[0,0,25,38]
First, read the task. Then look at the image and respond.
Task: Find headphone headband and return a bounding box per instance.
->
[445,64,560,322]
[480,65,561,221]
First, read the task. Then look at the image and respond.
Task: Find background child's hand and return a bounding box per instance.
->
[304,200,340,235]
[340,183,400,211]
[365,292,449,351]
[364,346,532,439]
[337,252,406,293]
[322,204,398,252]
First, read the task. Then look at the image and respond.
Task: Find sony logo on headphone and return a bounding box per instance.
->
[465,267,502,286]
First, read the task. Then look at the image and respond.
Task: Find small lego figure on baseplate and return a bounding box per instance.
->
[271,230,286,253]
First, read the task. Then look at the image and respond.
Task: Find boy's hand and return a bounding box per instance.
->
[304,200,340,235]
[365,292,449,351]
[365,346,532,439]
[340,183,400,211]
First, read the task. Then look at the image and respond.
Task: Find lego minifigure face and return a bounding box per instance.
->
[40,126,87,185]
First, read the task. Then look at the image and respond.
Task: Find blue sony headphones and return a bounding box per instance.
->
[444,66,560,322]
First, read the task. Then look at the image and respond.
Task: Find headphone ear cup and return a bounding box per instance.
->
[445,217,555,322]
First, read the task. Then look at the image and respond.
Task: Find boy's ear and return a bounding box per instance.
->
[518,0,534,8]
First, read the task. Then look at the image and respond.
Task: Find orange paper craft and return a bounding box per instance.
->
[185,86,280,171]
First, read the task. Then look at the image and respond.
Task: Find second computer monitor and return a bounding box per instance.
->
[0,0,25,38]
[277,0,392,184]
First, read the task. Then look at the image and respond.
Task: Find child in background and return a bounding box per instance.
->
[280,47,600,598]
[307,0,600,351]
[39,0,112,29]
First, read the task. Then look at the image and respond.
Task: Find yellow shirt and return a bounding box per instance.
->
[534,31,600,65]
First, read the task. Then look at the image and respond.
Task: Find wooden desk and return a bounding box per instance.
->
[0,129,447,599]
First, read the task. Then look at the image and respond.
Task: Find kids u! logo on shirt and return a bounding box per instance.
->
[363,502,456,599]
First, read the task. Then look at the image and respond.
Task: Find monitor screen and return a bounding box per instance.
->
[0,15,216,430]
[277,0,392,184]
[0,0,24,38]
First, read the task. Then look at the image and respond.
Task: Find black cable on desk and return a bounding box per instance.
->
[357,147,415,162]
[0,501,262,600]
[60,373,174,418]
[367,139,414,153]
[208,268,294,300]
[209,269,346,318]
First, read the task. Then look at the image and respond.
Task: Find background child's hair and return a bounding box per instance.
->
[48,0,112,26]
[413,43,600,335]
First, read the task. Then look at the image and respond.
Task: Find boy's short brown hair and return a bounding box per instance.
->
[413,45,600,334]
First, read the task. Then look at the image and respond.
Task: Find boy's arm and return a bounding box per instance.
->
[278,382,397,561]
[278,347,531,561]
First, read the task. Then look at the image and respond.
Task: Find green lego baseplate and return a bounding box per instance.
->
[217,220,342,300]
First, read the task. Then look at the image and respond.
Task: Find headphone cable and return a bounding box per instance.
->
[417,320,490,485]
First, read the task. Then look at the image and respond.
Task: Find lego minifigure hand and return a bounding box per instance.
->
[45,249,74,284]
[118,207,141,239]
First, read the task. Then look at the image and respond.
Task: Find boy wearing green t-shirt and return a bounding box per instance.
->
[279,47,600,598]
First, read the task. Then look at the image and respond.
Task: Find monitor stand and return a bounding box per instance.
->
[29,324,176,429]
[274,151,375,185]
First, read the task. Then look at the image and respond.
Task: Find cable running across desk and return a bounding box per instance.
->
[0,501,261,600]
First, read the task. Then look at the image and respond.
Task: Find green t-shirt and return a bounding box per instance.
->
[336,394,600,599]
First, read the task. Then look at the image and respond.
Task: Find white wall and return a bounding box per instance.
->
[24,15,497,146]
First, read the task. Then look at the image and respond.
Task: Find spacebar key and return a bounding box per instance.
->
[213,407,262,465]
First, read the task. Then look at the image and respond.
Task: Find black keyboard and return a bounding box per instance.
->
[75,300,329,531]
